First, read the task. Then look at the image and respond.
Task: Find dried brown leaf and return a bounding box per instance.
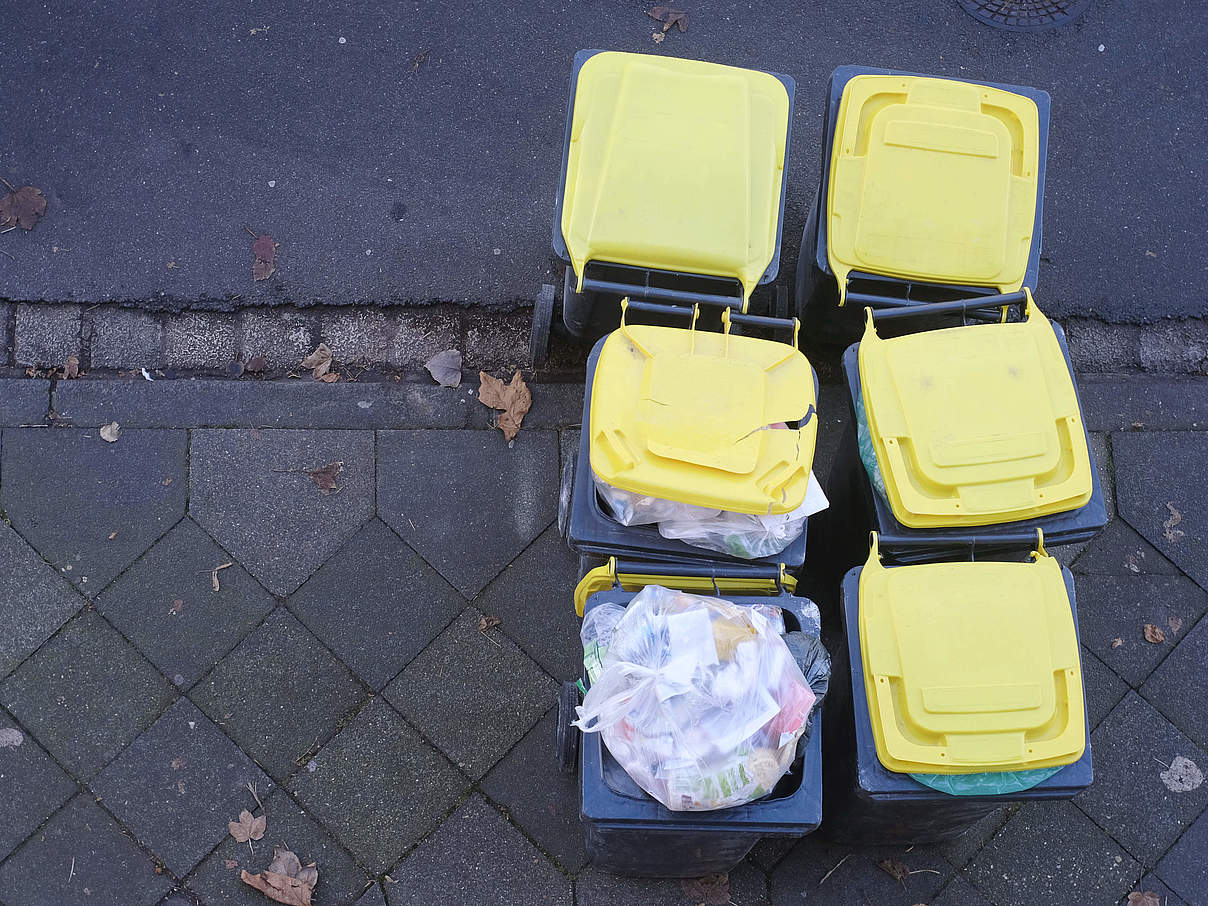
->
[240,870,313,906]
[877,858,911,884]
[1126,893,1162,906]
[478,615,501,632]
[251,232,278,282]
[228,809,267,843]
[100,421,121,443]
[267,848,302,877]
[478,370,531,441]
[225,859,240,870]
[1160,754,1204,792]
[1164,501,1185,543]
[408,48,431,74]
[1111,637,1124,649]
[317,371,340,383]
[1144,623,1166,644]
[648,6,688,31]
[245,355,268,373]
[304,461,343,493]
[0,184,47,230]
[681,873,730,905]
[211,561,233,592]
[1168,616,1184,634]
[62,355,80,379]
[300,343,333,380]
[425,349,463,387]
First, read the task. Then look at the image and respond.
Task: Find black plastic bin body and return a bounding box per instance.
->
[552,49,796,339]
[579,587,823,876]
[566,336,812,569]
[821,564,1093,845]
[795,65,1051,343]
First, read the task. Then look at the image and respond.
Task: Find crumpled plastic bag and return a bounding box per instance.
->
[854,382,889,502]
[574,585,821,811]
[594,473,828,560]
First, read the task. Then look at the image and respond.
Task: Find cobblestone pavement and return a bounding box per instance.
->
[0,372,1206,906]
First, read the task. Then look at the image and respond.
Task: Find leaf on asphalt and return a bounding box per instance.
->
[478,615,501,632]
[425,349,463,387]
[240,846,318,906]
[408,48,431,74]
[305,461,343,493]
[1143,623,1166,644]
[0,728,23,747]
[1163,501,1185,543]
[1160,755,1204,793]
[316,371,340,383]
[0,183,48,231]
[100,421,121,443]
[228,809,267,843]
[251,231,278,282]
[225,859,240,870]
[478,370,531,441]
[648,6,689,32]
[211,561,233,592]
[1110,637,1124,649]
[301,343,333,380]
[1167,616,1183,634]
[1126,893,1162,906]
[681,873,730,905]
[62,355,80,379]
[877,858,911,884]
[245,355,268,373]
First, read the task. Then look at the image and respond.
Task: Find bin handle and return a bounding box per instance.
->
[721,308,801,347]
[619,297,699,356]
[609,557,789,593]
[865,290,1030,328]
[874,528,1048,562]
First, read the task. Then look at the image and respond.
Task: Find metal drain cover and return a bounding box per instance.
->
[956,0,1093,30]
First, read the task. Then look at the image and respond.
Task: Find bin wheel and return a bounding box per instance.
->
[530,283,556,367]
[562,267,595,338]
[558,445,576,543]
[557,680,580,773]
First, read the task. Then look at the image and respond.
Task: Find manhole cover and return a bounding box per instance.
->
[956,0,1093,30]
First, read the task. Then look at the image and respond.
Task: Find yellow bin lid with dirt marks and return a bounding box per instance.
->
[827,74,1040,305]
[858,535,1086,774]
[589,308,816,515]
[560,51,790,305]
[857,293,1093,528]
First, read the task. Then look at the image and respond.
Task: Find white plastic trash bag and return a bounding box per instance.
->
[593,475,721,526]
[574,586,817,812]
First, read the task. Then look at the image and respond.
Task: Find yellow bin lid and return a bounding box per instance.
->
[827,75,1040,305]
[858,536,1086,774]
[561,52,790,304]
[858,295,1093,528]
[590,308,816,515]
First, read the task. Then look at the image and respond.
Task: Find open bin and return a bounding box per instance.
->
[813,291,1106,574]
[562,301,820,571]
[794,65,1050,343]
[562,559,824,876]
[531,50,795,363]
[822,534,1092,845]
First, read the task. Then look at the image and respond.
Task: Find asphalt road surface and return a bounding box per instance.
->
[2,0,1204,321]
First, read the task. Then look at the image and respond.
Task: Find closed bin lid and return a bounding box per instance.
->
[858,537,1085,774]
[589,317,817,515]
[827,74,1040,304]
[561,51,790,303]
[857,296,1093,528]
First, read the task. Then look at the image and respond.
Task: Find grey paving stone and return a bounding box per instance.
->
[480,708,586,872]
[1073,518,1181,576]
[289,518,462,690]
[186,788,370,906]
[467,380,583,430]
[1143,614,1208,748]
[377,429,558,597]
[0,793,172,906]
[191,608,367,781]
[91,697,273,876]
[1074,574,1208,686]
[1127,873,1191,906]
[320,309,400,366]
[0,610,176,779]
[965,801,1140,906]
[1079,376,1208,431]
[813,382,852,484]
[391,308,461,368]
[578,861,768,906]
[97,518,275,688]
[474,525,583,681]
[933,875,995,906]
[0,707,77,863]
[1076,693,1208,864]
[0,521,83,676]
[239,307,317,371]
[464,309,531,371]
[384,608,556,780]
[355,882,387,906]
[1081,646,1130,731]
[285,698,468,873]
[1139,319,1208,375]
[0,427,187,593]
[189,429,374,595]
[1063,319,1141,373]
[939,804,1016,870]
[769,835,950,906]
[1114,431,1208,590]
[14,304,81,367]
[384,795,571,906]
[90,307,164,369]
[0,378,49,425]
[53,378,467,429]
[163,313,238,369]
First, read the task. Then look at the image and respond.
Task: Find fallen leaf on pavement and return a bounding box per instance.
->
[1144,623,1166,644]
[228,809,267,843]
[100,421,121,443]
[171,757,186,770]
[169,599,185,616]
[681,873,729,905]
[1168,616,1183,634]
[211,561,233,591]
[478,615,501,632]
[1163,502,1185,543]
[317,371,340,383]
[648,6,689,32]
[301,343,333,380]
[305,461,343,492]
[408,48,430,74]
[246,355,268,373]
[241,846,318,906]
[62,355,80,379]
[651,30,665,43]
[425,349,463,387]
[247,226,278,282]
[1126,892,1162,906]
[0,180,48,231]
[1110,637,1123,649]
[478,370,531,441]
[0,728,23,747]
[1160,755,1204,792]
[225,859,240,870]
[877,858,911,884]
